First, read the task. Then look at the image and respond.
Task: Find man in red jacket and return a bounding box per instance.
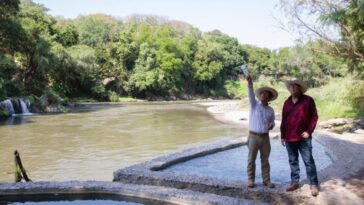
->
[280,79,319,197]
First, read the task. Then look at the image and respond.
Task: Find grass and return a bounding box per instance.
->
[231,76,364,120]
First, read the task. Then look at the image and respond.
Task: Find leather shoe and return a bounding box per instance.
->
[286,183,299,192]
[311,185,319,197]
[263,181,275,188]
[247,180,255,188]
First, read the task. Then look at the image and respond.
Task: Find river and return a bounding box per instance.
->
[0,102,245,182]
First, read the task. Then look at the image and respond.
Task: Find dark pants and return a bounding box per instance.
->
[285,137,318,185]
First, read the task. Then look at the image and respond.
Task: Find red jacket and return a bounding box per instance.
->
[280,95,318,142]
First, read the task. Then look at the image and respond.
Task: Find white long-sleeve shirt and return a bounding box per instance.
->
[248,85,275,134]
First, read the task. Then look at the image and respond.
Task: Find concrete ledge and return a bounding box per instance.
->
[0,181,267,205]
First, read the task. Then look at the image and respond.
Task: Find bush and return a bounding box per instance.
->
[304,77,363,119]
[0,78,5,101]
[108,91,120,102]
[224,80,246,98]
[43,89,63,105]
[0,104,10,120]
[346,79,364,111]
[243,76,363,119]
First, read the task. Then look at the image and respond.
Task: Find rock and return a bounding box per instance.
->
[270,132,280,139]
[320,118,349,128]
[354,129,364,134]
[11,98,22,114]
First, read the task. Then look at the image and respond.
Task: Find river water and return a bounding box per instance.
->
[0,102,244,182]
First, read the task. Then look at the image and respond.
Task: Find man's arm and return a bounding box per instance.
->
[280,101,287,146]
[306,98,318,136]
[246,76,256,108]
[268,110,275,130]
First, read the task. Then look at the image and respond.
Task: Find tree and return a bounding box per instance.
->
[55,24,79,47]
[74,14,122,47]
[16,0,56,94]
[125,43,158,97]
[279,0,364,77]
[269,42,346,86]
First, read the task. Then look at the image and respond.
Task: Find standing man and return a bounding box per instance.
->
[280,79,319,196]
[246,75,278,188]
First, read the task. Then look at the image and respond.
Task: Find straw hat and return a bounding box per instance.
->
[285,79,308,93]
[255,87,278,101]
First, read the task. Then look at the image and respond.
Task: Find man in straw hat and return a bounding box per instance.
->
[280,79,319,196]
[245,75,278,188]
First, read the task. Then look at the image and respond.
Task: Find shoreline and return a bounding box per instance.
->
[195,100,281,137]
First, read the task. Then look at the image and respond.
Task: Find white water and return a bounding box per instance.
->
[20,99,31,114]
[2,99,15,115]
[1,99,32,116]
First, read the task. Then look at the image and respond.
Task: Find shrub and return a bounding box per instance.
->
[108,91,120,102]
[346,79,364,112]
[0,104,10,120]
[43,89,63,105]
[224,80,246,98]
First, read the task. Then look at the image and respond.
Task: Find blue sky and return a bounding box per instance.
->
[33,0,295,49]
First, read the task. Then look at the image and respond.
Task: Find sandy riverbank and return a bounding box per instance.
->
[195,100,281,136]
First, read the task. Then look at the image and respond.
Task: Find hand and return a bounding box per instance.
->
[268,122,274,130]
[301,132,310,138]
[281,139,286,147]
[246,76,252,86]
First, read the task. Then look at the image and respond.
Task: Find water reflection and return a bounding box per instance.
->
[0,116,34,126]
[0,103,244,182]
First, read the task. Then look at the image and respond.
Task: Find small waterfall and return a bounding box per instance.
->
[0,99,32,116]
[20,99,30,114]
[3,99,15,115]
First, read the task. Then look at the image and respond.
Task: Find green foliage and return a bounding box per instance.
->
[73,14,122,47]
[125,43,158,97]
[107,91,120,102]
[223,80,246,98]
[0,104,10,120]
[42,88,62,105]
[269,43,346,87]
[55,24,79,47]
[280,0,364,76]
[0,0,20,19]
[0,0,362,112]
[0,79,5,100]
[345,78,364,111]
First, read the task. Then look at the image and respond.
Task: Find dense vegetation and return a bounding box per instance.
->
[0,0,363,117]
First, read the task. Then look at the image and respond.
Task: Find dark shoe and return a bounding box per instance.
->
[247,180,255,188]
[263,181,275,188]
[311,185,319,197]
[286,183,300,192]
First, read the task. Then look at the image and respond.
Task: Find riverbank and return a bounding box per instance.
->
[195,100,281,137]
[198,100,364,204]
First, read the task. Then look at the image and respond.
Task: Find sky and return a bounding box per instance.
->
[32,0,296,49]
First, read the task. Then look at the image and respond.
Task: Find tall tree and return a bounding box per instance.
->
[279,0,364,77]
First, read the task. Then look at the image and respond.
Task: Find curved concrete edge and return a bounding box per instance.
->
[0,181,268,205]
[113,137,312,204]
[115,137,247,172]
